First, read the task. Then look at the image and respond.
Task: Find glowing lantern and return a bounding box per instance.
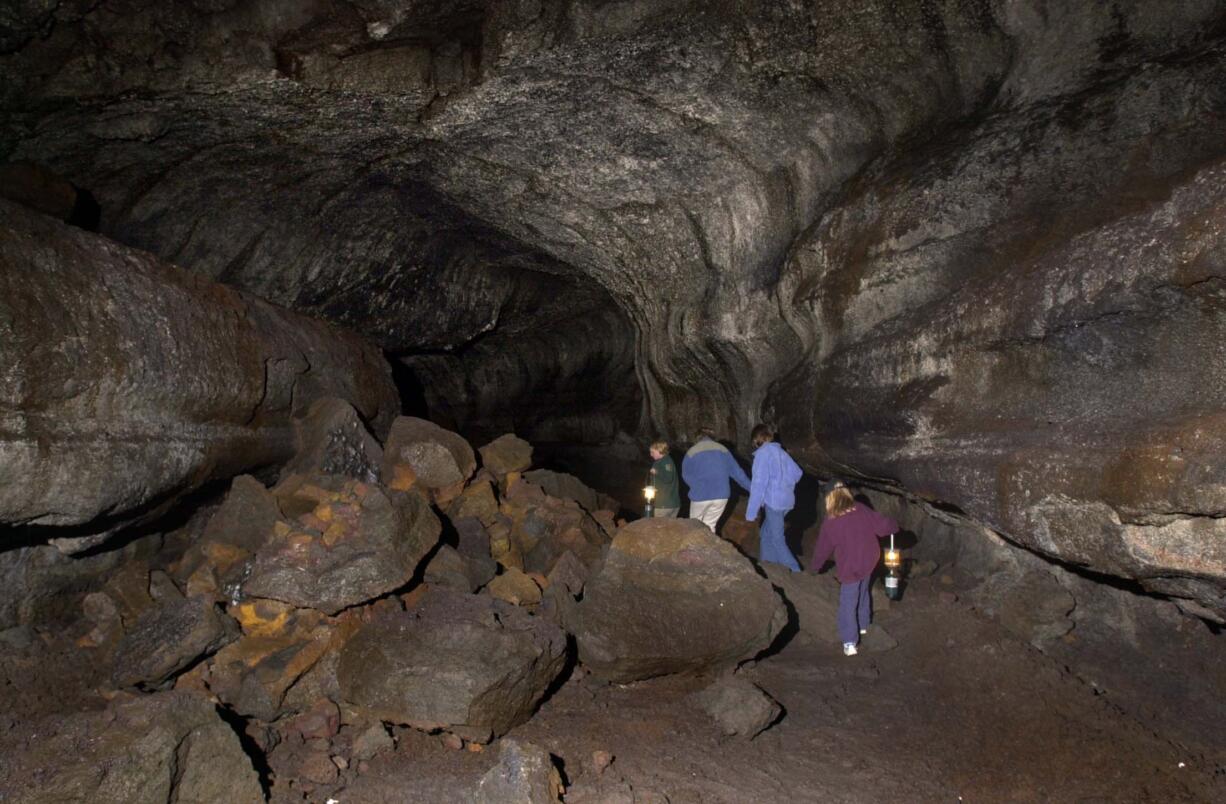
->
[883,533,904,601]
[643,484,657,518]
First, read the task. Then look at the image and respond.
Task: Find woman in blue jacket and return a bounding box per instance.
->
[745,424,804,570]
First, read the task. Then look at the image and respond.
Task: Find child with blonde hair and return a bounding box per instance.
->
[810,482,898,656]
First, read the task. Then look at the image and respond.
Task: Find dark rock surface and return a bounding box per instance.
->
[112,597,237,688]
[1,2,1224,611]
[382,416,478,491]
[474,739,563,804]
[0,691,264,803]
[281,396,384,484]
[567,518,787,682]
[690,676,781,739]
[336,590,568,741]
[0,199,398,551]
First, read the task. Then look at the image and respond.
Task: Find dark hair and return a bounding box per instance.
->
[751,424,774,447]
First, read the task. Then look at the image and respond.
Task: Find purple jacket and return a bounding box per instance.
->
[810,504,899,583]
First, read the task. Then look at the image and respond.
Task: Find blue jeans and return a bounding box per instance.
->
[759,507,800,571]
[838,578,872,645]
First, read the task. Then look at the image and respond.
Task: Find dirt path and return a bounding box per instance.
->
[347,570,1224,803]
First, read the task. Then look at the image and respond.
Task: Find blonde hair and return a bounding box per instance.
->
[650,440,670,455]
[825,484,856,518]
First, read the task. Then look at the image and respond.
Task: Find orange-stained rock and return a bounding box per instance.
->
[487,568,542,606]
[388,464,418,492]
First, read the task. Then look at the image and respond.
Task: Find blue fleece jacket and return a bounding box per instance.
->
[746,442,804,520]
[682,437,751,502]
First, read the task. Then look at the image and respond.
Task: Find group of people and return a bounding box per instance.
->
[647,426,898,657]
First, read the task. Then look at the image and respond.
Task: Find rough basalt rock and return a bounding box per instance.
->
[0,200,398,551]
[479,433,534,479]
[112,597,237,688]
[690,676,782,739]
[382,416,477,491]
[242,476,440,615]
[336,590,568,741]
[0,691,264,803]
[566,518,788,683]
[281,396,384,484]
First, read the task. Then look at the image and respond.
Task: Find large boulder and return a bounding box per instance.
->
[0,691,264,803]
[337,590,568,741]
[243,475,440,614]
[113,597,237,688]
[382,416,476,492]
[566,518,787,683]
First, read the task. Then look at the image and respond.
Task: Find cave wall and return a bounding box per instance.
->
[0,199,397,551]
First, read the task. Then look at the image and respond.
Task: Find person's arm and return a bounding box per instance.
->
[745,453,765,520]
[785,452,803,486]
[728,451,752,492]
[810,524,835,572]
[870,509,899,537]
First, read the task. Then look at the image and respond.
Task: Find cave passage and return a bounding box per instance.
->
[2,0,1226,801]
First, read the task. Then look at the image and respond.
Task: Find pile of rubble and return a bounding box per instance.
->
[0,401,787,802]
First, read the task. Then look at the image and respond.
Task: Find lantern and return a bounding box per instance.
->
[643,484,656,518]
[883,533,904,601]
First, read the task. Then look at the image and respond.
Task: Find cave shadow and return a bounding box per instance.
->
[214,704,274,796]
[784,472,822,561]
[386,353,431,418]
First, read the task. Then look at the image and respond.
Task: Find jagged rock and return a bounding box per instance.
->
[0,691,263,803]
[242,476,440,615]
[0,161,82,222]
[487,567,543,606]
[282,396,384,484]
[454,516,494,559]
[0,200,398,551]
[567,518,787,682]
[501,480,609,576]
[351,722,394,761]
[113,597,237,688]
[206,601,337,721]
[546,550,590,598]
[447,479,501,527]
[424,544,497,593]
[382,416,476,491]
[474,739,563,804]
[479,433,534,478]
[202,474,281,552]
[337,590,568,741]
[523,470,618,515]
[691,676,781,739]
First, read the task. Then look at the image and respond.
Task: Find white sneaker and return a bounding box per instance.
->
[843,643,858,656]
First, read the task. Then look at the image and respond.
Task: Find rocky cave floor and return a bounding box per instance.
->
[339,573,1225,803]
[4,529,1223,803]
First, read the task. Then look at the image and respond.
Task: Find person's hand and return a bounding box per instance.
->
[649,467,656,476]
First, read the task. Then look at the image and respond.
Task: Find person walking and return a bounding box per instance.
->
[648,440,680,518]
[682,428,751,534]
[810,482,899,656]
[744,424,803,571]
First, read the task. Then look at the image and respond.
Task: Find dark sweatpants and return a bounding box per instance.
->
[838,577,872,645]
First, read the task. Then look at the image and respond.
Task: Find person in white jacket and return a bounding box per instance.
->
[745,424,804,570]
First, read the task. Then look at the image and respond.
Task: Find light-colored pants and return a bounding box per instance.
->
[689,498,727,533]
[653,507,680,518]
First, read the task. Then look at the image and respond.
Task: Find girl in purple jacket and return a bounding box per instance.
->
[810,483,898,656]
